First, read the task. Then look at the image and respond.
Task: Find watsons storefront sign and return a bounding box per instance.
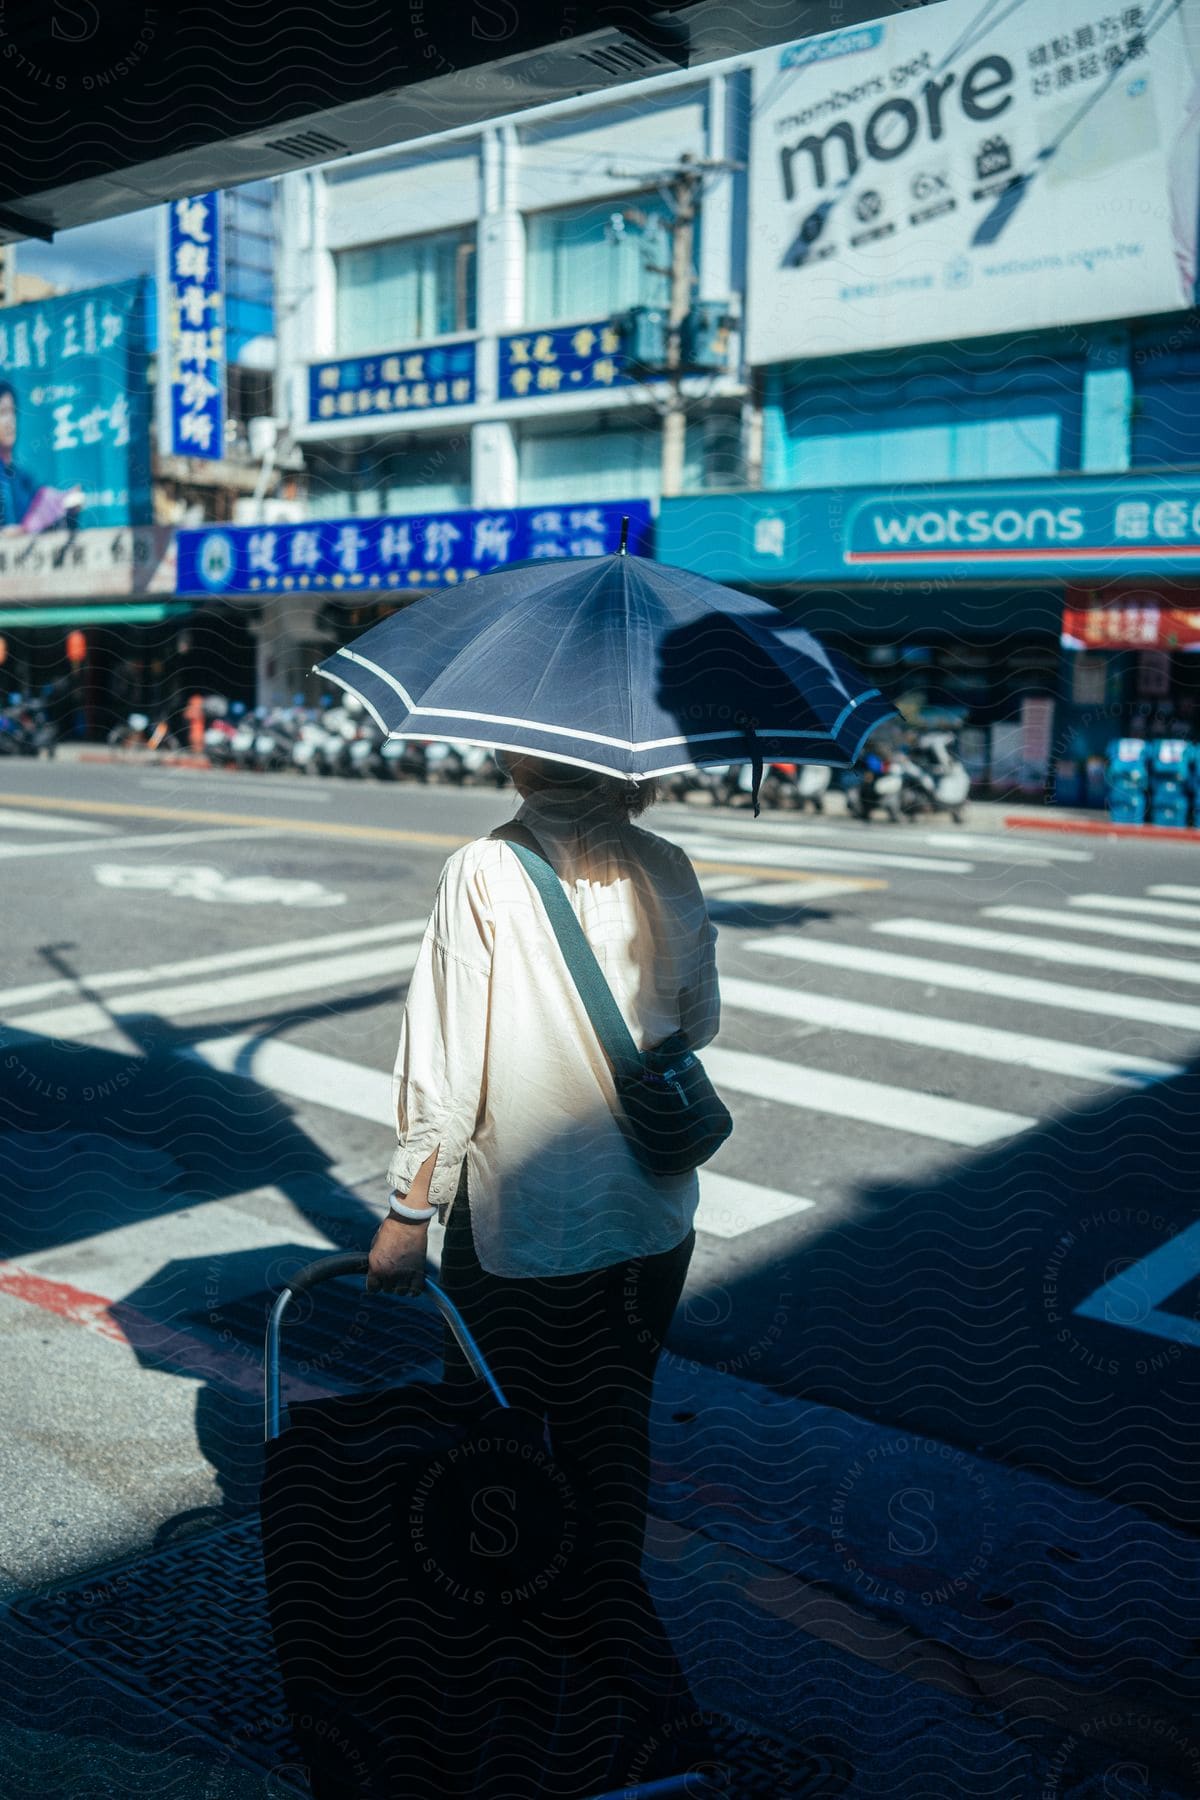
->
[657,476,1200,585]
[847,485,1200,563]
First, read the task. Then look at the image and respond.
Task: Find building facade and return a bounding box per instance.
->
[247,63,750,706]
[172,0,1200,802]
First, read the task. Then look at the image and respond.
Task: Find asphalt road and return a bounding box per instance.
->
[2,759,1199,1796]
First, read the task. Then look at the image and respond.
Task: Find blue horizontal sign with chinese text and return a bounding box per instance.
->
[659,477,1200,585]
[166,193,225,460]
[177,500,653,597]
[308,341,476,423]
[497,320,632,400]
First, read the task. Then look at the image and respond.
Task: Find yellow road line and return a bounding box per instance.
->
[0,791,886,886]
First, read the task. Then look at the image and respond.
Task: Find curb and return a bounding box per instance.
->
[1006,812,1200,841]
[76,750,213,770]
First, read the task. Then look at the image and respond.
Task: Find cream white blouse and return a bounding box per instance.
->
[385,787,721,1277]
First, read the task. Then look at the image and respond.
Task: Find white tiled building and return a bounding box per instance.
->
[275,61,752,524]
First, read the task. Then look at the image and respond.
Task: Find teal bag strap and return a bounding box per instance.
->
[492,821,644,1083]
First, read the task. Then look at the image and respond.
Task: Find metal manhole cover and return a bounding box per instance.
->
[9,1515,849,1798]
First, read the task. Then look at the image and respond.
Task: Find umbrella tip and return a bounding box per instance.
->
[618,515,629,555]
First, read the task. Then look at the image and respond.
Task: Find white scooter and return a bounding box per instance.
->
[900,732,971,823]
[845,754,905,822]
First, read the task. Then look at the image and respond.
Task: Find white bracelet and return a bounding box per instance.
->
[388,1190,438,1225]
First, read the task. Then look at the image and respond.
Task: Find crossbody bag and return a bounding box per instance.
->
[493,820,732,1177]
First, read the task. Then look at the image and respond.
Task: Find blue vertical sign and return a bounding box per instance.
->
[165,193,225,460]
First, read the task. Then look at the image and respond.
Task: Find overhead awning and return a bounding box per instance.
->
[0,602,195,629]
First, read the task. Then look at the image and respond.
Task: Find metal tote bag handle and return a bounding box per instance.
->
[493,821,645,1084]
[264,1251,509,1441]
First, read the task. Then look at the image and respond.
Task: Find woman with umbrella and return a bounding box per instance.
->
[318,531,897,1790]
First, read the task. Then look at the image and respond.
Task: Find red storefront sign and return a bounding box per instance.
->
[1062,600,1200,650]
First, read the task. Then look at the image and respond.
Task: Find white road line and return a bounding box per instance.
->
[710,878,875,905]
[1075,1217,1200,1350]
[2,941,423,1042]
[741,934,1200,1033]
[923,833,1092,862]
[703,1044,1032,1145]
[874,918,1200,986]
[1071,893,1200,924]
[0,825,291,861]
[1148,885,1200,906]
[677,817,1092,863]
[0,918,430,1012]
[718,974,1181,1088]
[185,1032,393,1124]
[0,806,117,834]
[697,874,760,895]
[692,1172,816,1237]
[12,1199,341,1308]
[666,833,973,875]
[184,1034,818,1239]
[139,775,331,802]
[987,905,1200,951]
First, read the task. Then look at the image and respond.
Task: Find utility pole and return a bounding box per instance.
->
[606,152,742,501]
[660,153,700,501]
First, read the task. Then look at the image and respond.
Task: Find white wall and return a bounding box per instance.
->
[322,145,482,251]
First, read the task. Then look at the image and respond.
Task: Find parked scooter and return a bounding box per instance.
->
[845,750,905,822]
[377,737,428,783]
[460,744,507,787]
[735,760,831,811]
[898,731,971,823]
[0,694,56,757]
[106,710,181,751]
[424,740,467,785]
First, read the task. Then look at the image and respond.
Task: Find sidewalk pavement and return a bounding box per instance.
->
[3,1329,1197,1798]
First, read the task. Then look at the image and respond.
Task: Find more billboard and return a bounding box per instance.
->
[0,278,152,531]
[746,0,1200,362]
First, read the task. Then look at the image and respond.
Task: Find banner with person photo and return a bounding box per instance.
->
[0,277,152,535]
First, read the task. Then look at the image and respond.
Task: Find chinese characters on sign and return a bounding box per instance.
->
[497,321,629,400]
[0,279,150,530]
[165,194,225,460]
[308,342,476,422]
[177,500,653,596]
[1062,603,1200,650]
[1027,8,1146,98]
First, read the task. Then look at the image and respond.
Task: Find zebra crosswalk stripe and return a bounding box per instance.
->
[718,974,1181,1087]
[184,1033,819,1238]
[1075,893,1200,923]
[702,1044,1032,1145]
[665,832,973,875]
[985,905,1200,950]
[741,933,1200,1032]
[0,918,431,1012]
[3,940,425,1044]
[874,918,1200,986]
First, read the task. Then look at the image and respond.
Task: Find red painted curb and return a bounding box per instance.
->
[1005,814,1200,841]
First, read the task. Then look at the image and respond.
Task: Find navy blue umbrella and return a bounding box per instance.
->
[312,537,900,816]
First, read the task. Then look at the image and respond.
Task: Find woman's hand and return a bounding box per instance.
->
[366,1216,429,1296]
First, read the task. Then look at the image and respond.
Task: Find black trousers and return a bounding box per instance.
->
[436,1161,714,1791]
[438,1157,695,1581]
